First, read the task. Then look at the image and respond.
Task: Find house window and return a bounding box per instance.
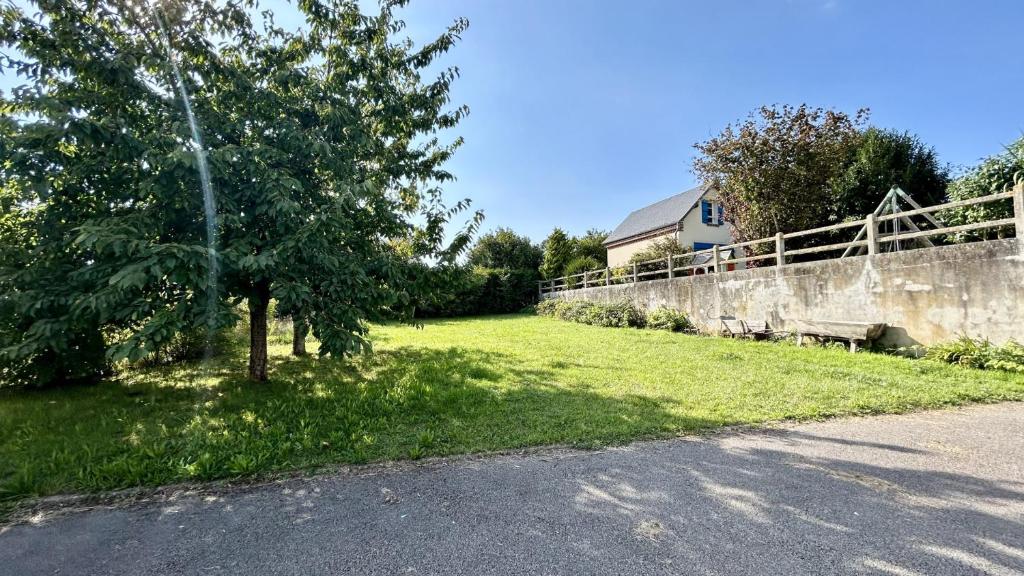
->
[701,199,724,226]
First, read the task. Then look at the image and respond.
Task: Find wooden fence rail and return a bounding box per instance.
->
[539,185,1024,296]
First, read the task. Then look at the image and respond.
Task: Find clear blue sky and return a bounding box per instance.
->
[6,1,1023,243]
[350,0,1024,242]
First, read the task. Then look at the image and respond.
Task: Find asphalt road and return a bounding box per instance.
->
[3,403,1024,576]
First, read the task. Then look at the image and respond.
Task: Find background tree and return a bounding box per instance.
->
[466,227,542,271]
[693,104,867,252]
[562,255,601,288]
[411,226,545,318]
[0,0,479,384]
[942,136,1024,241]
[829,128,949,220]
[571,229,609,268]
[539,228,573,280]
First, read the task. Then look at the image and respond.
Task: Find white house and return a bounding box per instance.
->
[603,184,737,268]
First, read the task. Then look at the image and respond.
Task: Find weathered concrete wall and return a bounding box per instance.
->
[545,239,1024,347]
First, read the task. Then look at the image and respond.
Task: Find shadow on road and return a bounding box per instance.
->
[573,427,1024,575]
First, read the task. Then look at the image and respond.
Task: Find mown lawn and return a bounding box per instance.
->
[2,314,1023,517]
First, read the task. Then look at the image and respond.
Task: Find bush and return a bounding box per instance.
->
[136,327,235,367]
[535,299,556,315]
[536,299,688,331]
[563,256,601,289]
[415,265,540,318]
[925,336,1024,372]
[941,137,1023,242]
[646,308,693,332]
[0,327,108,388]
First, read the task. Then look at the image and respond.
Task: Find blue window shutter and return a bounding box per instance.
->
[700,200,710,224]
[717,204,724,225]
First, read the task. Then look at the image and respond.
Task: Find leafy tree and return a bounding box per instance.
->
[693,104,867,251]
[942,136,1024,241]
[0,0,479,383]
[563,255,601,288]
[412,264,536,317]
[830,128,949,221]
[466,227,542,271]
[539,228,573,279]
[571,229,609,268]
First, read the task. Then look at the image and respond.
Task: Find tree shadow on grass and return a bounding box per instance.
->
[0,344,718,508]
[3,399,1022,576]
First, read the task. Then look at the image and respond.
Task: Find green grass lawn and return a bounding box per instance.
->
[2,314,1023,517]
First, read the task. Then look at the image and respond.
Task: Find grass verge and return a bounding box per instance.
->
[2,314,1022,519]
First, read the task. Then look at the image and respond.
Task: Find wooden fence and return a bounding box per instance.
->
[539,184,1024,295]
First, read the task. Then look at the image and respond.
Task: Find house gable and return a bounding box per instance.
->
[602,184,711,247]
[604,185,735,267]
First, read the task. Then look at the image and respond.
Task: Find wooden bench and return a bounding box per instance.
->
[721,319,772,340]
[792,320,886,352]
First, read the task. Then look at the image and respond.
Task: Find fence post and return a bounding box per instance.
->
[582,270,588,289]
[632,263,638,283]
[775,232,785,267]
[537,280,543,297]
[711,245,720,273]
[1014,183,1024,239]
[667,255,674,279]
[865,213,878,255]
[605,267,610,286]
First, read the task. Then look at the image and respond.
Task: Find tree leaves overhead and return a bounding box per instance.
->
[0,0,479,383]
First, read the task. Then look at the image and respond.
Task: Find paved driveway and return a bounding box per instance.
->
[3,403,1023,575]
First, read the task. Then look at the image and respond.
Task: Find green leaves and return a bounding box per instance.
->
[941,136,1024,242]
[1,0,474,384]
[694,104,869,251]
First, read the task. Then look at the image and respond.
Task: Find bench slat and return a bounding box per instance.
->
[792,320,886,341]
[722,319,746,335]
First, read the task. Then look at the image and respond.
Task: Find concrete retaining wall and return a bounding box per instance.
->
[543,239,1024,347]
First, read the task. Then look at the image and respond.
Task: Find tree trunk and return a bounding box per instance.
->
[248,284,270,381]
[292,316,308,357]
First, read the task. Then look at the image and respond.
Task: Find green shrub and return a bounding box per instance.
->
[563,256,601,289]
[926,336,1024,372]
[0,326,108,388]
[646,308,692,332]
[534,298,561,317]
[941,137,1023,242]
[536,299,646,329]
[415,265,540,318]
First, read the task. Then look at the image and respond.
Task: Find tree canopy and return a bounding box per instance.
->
[693,105,953,255]
[539,228,573,280]
[942,136,1024,241]
[829,127,949,220]
[466,227,542,271]
[693,104,867,249]
[572,229,609,268]
[0,0,479,384]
